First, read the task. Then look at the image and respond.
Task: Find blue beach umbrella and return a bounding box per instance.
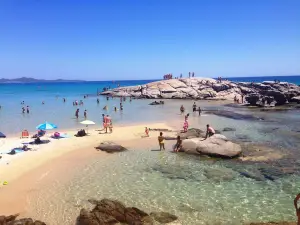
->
[36,122,57,130]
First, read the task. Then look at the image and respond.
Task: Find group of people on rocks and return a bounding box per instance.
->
[163,72,195,80]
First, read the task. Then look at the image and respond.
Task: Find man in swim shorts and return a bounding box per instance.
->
[158,132,165,151]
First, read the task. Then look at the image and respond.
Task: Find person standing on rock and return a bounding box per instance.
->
[205,124,215,139]
[158,132,165,151]
[294,193,300,225]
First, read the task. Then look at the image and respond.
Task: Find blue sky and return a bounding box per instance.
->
[0,0,299,80]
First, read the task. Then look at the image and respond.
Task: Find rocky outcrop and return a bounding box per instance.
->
[101,78,300,106]
[77,198,178,225]
[181,134,242,158]
[95,142,127,153]
[0,214,46,225]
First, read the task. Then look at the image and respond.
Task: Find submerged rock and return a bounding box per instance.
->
[95,142,127,153]
[204,167,236,182]
[205,110,264,121]
[150,212,178,223]
[181,134,242,158]
[77,199,178,225]
[222,127,236,132]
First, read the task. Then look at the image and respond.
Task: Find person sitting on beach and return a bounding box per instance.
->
[205,124,215,139]
[192,102,197,112]
[180,105,185,114]
[158,132,165,151]
[173,136,182,152]
[294,193,300,225]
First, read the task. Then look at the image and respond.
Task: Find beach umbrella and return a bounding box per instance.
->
[36,122,57,130]
[80,120,95,133]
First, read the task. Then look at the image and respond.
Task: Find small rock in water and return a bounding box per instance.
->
[222,127,236,132]
[150,212,178,223]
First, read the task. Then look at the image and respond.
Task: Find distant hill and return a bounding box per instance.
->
[0,77,84,83]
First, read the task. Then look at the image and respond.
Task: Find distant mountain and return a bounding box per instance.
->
[0,77,84,83]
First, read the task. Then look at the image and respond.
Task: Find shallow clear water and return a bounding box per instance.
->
[28,149,300,225]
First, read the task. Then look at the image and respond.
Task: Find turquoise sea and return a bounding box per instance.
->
[1,76,300,224]
[0,76,299,135]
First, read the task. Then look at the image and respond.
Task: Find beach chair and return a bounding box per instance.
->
[21,130,29,138]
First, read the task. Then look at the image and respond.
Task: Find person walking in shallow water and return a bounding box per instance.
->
[84,110,87,119]
[75,109,79,119]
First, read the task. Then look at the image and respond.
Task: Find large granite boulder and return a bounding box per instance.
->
[181,134,242,158]
[100,78,300,104]
[77,199,178,225]
[95,142,127,153]
[0,214,46,225]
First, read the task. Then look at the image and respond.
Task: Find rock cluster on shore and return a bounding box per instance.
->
[101,78,300,106]
[77,198,179,225]
[0,214,45,225]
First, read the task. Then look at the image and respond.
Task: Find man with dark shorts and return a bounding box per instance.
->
[205,124,215,139]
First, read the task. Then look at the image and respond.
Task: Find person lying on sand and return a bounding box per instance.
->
[158,132,165,151]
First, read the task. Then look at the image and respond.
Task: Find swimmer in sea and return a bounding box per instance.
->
[294,193,300,225]
[114,107,117,112]
[26,106,30,114]
[158,132,165,151]
[120,103,123,111]
[106,96,109,101]
[97,98,99,104]
[22,107,25,114]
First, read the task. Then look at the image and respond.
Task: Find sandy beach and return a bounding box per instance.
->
[0,122,174,215]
